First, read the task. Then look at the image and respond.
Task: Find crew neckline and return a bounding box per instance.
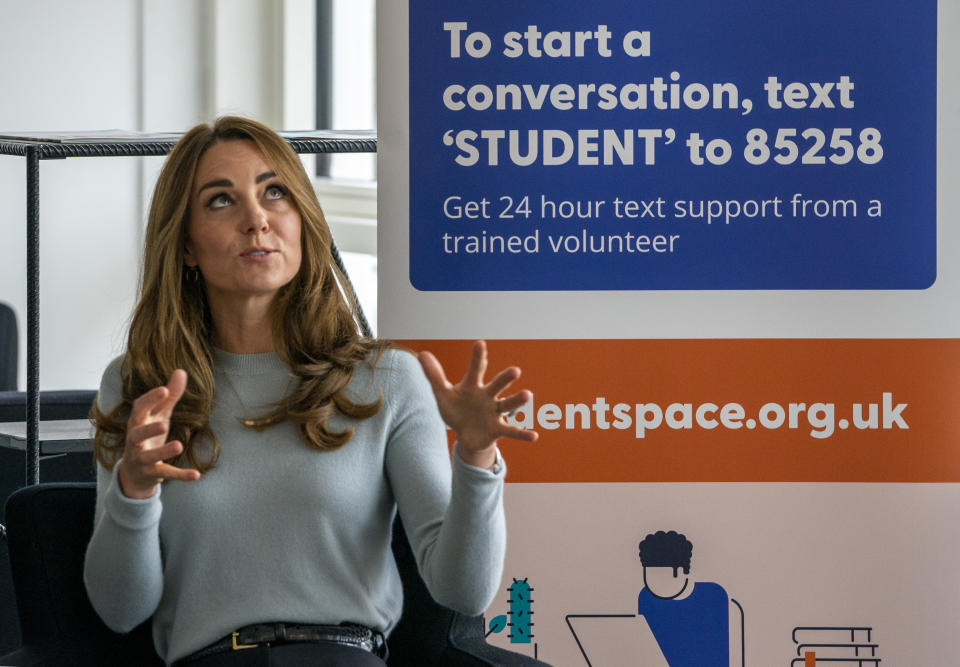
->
[213,347,289,375]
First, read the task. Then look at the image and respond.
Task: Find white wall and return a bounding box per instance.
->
[0,0,143,391]
[0,0,308,390]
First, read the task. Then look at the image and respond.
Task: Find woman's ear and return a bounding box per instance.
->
[183,242,197,267]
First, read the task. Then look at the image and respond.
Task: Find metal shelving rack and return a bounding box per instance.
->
[0,130,377,486]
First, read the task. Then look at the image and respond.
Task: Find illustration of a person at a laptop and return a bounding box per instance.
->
[636,530,745,666]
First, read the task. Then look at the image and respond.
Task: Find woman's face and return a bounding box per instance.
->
[185,139,302,312]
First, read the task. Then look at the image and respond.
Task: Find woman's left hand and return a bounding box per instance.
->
[419,340,538,469]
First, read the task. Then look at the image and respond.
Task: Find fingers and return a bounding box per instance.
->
[126,421,168,446]
[496,390,531,415]
[487,366,520,397]
[133,438,187,466]
[496,423,539,443]
[421,342,539,449]
[130,385,169,426]
[418,351,451,393]
[495,391,537,443]
[154,462,202,483]
[129,369,188,425]
[127,370,190,454]
[119,370,198,498]
[118,437,200,498]
[464,340,488,386]
[160,369,188,413]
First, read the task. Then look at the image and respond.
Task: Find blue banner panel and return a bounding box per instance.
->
[408,0,936,290]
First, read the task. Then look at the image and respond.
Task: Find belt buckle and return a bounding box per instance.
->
[368,630,386,658]
[232,632,258,651]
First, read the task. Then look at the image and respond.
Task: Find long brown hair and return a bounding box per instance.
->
[92,116,385,473]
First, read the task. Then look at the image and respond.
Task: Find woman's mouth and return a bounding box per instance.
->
[241,248,275,260]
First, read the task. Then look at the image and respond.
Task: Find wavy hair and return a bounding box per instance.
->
[92,116,385,473]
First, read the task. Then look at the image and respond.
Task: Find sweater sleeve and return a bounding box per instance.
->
[383,350,507,616]
[83,357,165,633]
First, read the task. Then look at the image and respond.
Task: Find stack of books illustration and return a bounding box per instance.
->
[790,626,880,665]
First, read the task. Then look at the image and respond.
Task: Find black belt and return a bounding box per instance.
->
[176,622,387,664]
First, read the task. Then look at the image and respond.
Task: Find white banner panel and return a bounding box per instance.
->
[377,2,959,664]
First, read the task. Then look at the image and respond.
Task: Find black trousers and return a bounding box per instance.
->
[172,641,388,667]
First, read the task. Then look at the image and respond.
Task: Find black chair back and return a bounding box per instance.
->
[389,517,550,666]
[0,389,99,657]
[2,483,160,666]
[0,389,98,423]
[0,304,16,392]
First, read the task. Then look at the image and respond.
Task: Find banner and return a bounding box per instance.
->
[378,1,957,664]
[408,0,935,291]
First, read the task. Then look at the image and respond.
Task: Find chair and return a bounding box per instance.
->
[0,303,16,392]
[0,390,100,511]
[1,484,160,667]
[0,390,98,657]
[0,390,98,424]
[388,516,549,666]
[1,483,551,666]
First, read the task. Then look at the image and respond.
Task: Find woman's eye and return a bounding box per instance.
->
[206,193,232,209]
[265,185,286,200]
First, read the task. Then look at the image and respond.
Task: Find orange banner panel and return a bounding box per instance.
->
[397,339,960,483]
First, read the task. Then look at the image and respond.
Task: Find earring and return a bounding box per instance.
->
[186,266,200,282]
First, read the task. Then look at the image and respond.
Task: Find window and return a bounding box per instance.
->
[316,0,376,182]
[314,0,378,331]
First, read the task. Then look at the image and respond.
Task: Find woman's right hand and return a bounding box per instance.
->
[117,369,201,499]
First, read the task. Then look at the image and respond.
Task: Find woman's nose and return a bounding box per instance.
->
[242,201,270,233]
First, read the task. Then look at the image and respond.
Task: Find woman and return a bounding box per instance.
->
[83,116,537,666]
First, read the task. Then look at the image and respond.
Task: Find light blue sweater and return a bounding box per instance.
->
[83,348,506,665]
